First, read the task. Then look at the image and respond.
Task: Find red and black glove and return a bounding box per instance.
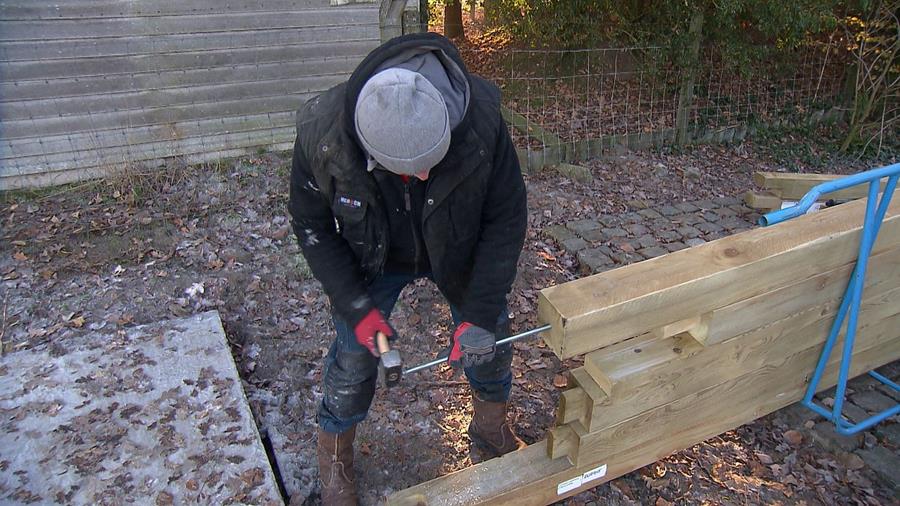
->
[448,322,496,369]
[354,308,394,357]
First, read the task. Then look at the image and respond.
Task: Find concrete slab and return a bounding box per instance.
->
[0,311,282,505]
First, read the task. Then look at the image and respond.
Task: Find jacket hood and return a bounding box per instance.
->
[345,33,474,147]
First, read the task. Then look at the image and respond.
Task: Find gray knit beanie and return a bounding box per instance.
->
[354,67,451,175]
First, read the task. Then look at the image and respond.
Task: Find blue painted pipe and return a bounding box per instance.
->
[763,163,900,436]
[760,162,900,226]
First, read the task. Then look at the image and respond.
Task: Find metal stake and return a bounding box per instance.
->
[403,324,552,376]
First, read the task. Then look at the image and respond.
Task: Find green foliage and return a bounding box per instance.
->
[492,0,844,69]
[490,0,621,49]
[754,118,899,169]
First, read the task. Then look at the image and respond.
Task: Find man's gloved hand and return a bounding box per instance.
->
[354,308,394,357]
[448,322,496,369]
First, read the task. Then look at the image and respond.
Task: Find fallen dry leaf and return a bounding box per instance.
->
[155,491,174,506]
[240,467,264,488]
[750,459,767,477]
[844,453,865,470]
[13,251,28,261]
[553,374,568,388]
[755,452,773,465]
[783,430,803,446]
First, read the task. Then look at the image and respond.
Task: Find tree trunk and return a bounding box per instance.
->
[444,1,464,39]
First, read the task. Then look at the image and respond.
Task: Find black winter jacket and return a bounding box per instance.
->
[288,33,526,333]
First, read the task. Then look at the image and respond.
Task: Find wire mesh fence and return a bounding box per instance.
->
[488,43,848,170]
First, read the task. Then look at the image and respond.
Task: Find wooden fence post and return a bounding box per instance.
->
[675,11,704,146]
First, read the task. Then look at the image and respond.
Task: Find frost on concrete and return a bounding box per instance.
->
[0,311,282,505]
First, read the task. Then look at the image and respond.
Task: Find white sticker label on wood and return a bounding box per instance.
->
[556,476,582,495]
[557,464,608,495]
[582,464,607,483]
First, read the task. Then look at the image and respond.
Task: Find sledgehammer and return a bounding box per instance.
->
[376,332,402,388]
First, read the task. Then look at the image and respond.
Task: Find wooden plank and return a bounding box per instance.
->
[1,139,295,190]
[0,27,378,63]
[581,282,900,431]
[580,332,661,398]
[567,368,609,428]
[0,0,335,19]
[1,74,343,122]
[650,315,702,340]
[743,190,782,211]
[0,1,381,189]
[753,172,889,201]
[1,126,297,181]
[556,387,589,426]
[387,334,900,505]
[569,311,900,466]
[547,425,578,460]
[693,246,900,345]
[3,92,319,140]
[0,57,361,102]
[501,106,562,147]
[548,369,610,454]
[386,441,572,506]
[2,110,297,160]
[537,197,900,359]
[0,9,378,41]
[1,42,371,82]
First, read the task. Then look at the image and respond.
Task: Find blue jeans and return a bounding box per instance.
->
[318,271,514,434]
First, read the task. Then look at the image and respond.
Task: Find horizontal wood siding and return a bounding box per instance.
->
[0,0,382,189]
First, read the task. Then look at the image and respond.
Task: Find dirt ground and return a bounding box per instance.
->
[2,138,898,505]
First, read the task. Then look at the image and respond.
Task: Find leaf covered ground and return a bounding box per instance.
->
[2,134,898,504]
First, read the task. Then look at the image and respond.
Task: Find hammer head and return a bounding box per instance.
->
[380,349,402,387]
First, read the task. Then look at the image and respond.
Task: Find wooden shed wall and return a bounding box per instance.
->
[0,0,384,189]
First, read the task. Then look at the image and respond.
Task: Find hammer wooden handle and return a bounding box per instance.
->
[376,331,390,356]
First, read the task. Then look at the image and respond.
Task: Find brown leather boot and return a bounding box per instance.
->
[468,395,527,460]
[317,426,359,506]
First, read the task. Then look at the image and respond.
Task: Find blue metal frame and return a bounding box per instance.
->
[761,163,900,435]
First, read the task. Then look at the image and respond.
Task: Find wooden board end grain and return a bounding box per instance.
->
[744,190,783,210]
[557,387,589,425]
[547,424,578,460]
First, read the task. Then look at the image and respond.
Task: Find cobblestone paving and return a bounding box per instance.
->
[543,198,900,494]
[544,196,758,275]
[796,361,900,493]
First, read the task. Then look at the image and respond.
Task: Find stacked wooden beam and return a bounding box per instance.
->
[387,196,900,505]
[745,172,891,211]
[543,195,900,468]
